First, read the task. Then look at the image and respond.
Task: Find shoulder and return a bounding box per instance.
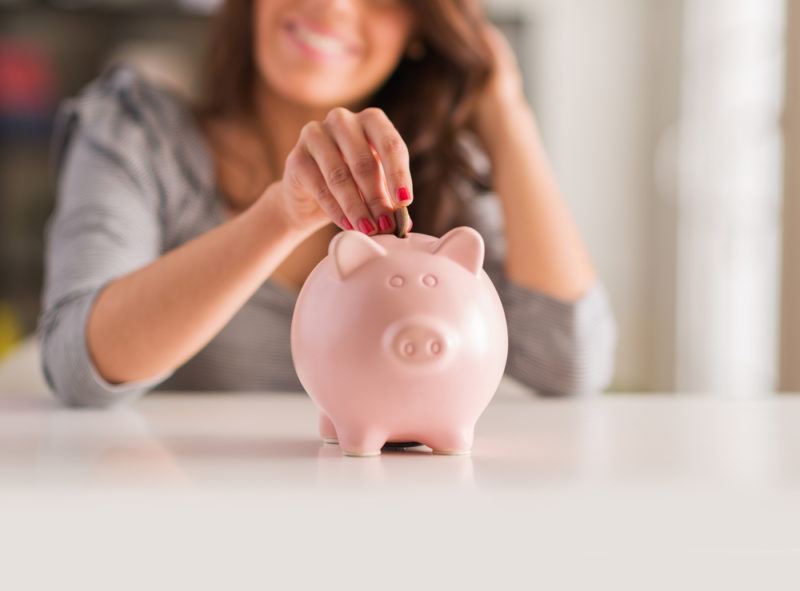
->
[52,64,201,175]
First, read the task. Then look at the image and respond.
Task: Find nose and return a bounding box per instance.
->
[389,322,451,366]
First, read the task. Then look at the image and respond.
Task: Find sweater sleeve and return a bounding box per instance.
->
[38,67,173,407]
[462,189,618,396]
[487,263,618,396]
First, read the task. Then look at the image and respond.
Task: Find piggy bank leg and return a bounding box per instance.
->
[337,426,387,457]
[319,413,339,444]
[425,427,474,456]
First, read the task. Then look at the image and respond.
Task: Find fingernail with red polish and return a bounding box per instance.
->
[378,215,392,232]
[397,187,411,203]
[358,218,376,235]
[342,217,354,230]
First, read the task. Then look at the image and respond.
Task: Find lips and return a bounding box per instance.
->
[285,20,357,60]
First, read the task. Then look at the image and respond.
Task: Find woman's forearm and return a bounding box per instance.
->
[481,102,597,301]
[87,183,311,384]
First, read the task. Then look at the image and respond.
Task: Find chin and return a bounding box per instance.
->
[270,75,372,110]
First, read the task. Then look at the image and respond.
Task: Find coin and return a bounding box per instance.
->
[394,206,410,238]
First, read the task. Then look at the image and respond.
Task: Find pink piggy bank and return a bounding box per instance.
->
[290,227,508,456]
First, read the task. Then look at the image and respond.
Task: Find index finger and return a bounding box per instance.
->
[358,108,413,207]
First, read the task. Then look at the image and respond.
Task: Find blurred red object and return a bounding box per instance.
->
[0,39,57,116]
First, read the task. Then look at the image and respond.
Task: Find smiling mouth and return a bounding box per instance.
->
[287,21,356,59]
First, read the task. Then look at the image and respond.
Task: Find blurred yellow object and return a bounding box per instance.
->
[0,302,22,359]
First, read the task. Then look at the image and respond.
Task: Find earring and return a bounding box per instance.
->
[406,39,426,61]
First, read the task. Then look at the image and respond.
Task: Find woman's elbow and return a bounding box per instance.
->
[39,335,148,409]
[507,310,618,397]
[543,344,616,396]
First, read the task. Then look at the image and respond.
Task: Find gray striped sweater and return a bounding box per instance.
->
[38,66,617,407]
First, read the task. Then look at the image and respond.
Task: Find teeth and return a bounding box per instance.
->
[294,25,349,55]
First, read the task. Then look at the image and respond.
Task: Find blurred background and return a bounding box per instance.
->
[0,0,796,395]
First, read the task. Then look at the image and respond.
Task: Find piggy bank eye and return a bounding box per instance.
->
[421,274,438,287]
[389,275,405,287]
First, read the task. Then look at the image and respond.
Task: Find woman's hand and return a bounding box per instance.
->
[470,24,532,154]
[467,26,597,301]
[277,107,413,236]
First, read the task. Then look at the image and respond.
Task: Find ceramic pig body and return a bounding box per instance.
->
[290,227,508,456]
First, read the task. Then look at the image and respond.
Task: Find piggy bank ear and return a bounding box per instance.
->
[430,226,485,276]
[329,230,387,280]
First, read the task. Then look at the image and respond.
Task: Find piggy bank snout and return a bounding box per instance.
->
[385,317,455,367]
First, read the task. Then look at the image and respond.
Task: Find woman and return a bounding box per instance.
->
[39,0,616,407]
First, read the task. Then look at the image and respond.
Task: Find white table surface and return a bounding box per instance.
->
[2,343,800,589]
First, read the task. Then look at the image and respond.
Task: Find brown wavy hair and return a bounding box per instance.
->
[198,0,493,235]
